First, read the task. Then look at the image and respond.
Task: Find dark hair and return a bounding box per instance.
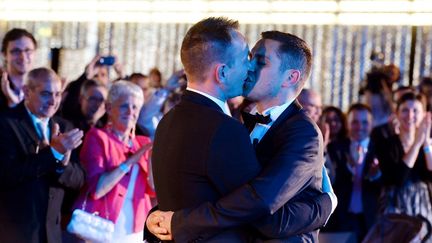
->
[1,28,37,53]
[80,79,105,97]
[180,17,239,81]
[395,85,415,93]
[149,68,161,78]
[360,64,400,95]
[347,103,372,115]
[129,72,148,81]
[419,76,432,87]
[322,106,348,141]
[261,31,312,86]
[396,92,427,111]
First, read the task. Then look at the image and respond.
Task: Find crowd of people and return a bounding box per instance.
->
[0,18,431,243]
[298,64,432,242]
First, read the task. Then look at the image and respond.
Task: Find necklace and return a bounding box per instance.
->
[109,128,130,145]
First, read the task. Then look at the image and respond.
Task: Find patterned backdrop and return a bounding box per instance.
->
[1,21,432,111]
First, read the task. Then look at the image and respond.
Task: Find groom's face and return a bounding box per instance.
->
[222,30,252,99]
[243,39,285,102]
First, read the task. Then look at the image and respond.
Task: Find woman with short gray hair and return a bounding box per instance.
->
[74,80,154,242]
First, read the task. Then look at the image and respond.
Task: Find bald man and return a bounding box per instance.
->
[298,88,323,123]
[0,67,85,243]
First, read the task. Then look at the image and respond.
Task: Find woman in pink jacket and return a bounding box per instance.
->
[75,81,154,242]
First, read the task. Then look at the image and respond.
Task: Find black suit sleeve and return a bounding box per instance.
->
[0,119,60,188]
[171,119,331,241]
[251,193,332,238]
[55,120,86,190]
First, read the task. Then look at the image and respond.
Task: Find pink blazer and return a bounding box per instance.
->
[74,127,155,233]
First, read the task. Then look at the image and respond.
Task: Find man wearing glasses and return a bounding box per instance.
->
[1,28,37,111]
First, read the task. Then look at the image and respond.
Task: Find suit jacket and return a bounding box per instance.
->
[0,102,86,243]
[74,127,154,233]
[150,93,332,242]
[326,138,381,231]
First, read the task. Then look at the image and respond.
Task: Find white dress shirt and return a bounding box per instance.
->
[25,107,64,161]
[248,100,337,217]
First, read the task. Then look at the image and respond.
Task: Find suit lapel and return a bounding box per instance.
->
[257,100,302,149]
[6,103,40,153]
[16,104,39,143]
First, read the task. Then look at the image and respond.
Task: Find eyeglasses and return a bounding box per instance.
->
[9,48,35,56]
[87,96,105,103]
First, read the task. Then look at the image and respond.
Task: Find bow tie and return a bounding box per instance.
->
[241,111,272,132]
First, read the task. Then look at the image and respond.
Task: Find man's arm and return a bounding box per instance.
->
[251,166,336,238]
[167,120,331,242]
[54,120,86,190]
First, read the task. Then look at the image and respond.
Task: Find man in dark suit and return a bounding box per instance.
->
[146,18,335,242]
[0,67,85,243]
[325,103,381,241]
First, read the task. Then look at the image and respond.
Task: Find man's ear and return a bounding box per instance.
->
[22,85,30,99]
[282,69,301,88]
[215,64,226,84]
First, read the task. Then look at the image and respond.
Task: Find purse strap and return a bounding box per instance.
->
[81,187,110,220]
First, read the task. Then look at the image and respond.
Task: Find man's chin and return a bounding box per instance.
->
[42,110,57,118]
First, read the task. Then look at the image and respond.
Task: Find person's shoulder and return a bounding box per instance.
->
[86,126,107,137]
[214,115,249,139]
[371,121,395,140]
[0,104,26,123]
[327,138,350,151]
[52,115,72,126]
[282,110,320,136]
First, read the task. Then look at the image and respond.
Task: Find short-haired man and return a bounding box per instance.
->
[0,67,85,243]
[1,28,37,111]
[326,103,381,241]
[146,19,334,242]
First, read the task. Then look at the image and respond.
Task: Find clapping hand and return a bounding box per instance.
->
[127,143,153,165]
[50,123,84,155]
[414,112,431,147]
[1,71,22,107]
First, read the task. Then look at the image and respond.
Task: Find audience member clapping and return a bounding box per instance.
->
[0,28,37,111]
[73,81,154,242]
[370,92,432,241]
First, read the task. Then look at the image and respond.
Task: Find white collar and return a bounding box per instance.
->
[351,137,370,150]
[250,98,295,123]
[24,105,49,126]
[186,87,231,116]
